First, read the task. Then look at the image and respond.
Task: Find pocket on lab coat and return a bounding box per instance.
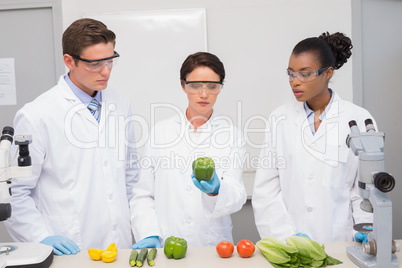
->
[323,144,349,163]
[43,214,82,245]
[320,146,350,189]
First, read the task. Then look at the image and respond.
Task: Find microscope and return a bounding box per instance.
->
[0,126,53,268]
[346,119,399,267]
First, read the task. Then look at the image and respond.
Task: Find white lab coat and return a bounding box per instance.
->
[252,92,374,243]
[130,112,247,247]
[4,75,138,249]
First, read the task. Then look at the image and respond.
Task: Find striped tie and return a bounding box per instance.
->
[88,98,101,123]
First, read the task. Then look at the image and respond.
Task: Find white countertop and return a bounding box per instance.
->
[50,240,402,268]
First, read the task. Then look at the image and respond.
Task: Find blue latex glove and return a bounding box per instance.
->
[132,236,161,249]
[191,171,220,194]
[294,233,311,239]
[354,232,368,244]
[40,235,80,256]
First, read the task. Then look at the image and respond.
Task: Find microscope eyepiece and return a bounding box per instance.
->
[365,119,373,126]
[2,126,14,136]
[348,120,357,128]
[364,118,376,132]
[374,172,395,193]
[0,126,14,143]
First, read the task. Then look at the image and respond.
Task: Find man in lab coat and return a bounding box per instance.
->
[4,18,138,255]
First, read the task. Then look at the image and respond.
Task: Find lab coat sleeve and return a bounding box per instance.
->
[3,110,51,243]
[124,106,139,202]
[252,123,296,241]
[129,141,162,243]
[201,129,247,218]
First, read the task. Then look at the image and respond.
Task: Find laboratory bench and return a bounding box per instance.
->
[50,240,402,268]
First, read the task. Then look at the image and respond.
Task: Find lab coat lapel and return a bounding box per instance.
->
[58,77,99,127]
[174,113,194,154]
[173,111,219,153]
[98,90,113,133]
[174,111,187,137]
[195,114,220,147]
[293,102,314,145]
[311,93,343,143]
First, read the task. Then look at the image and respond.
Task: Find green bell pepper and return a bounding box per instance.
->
[164,236,187,259]
[192,157,215,181]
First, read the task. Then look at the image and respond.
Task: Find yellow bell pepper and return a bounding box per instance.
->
[88,242,118,262]
[107,242,118,252]
[101,250,117,263]
[88,248,105,261]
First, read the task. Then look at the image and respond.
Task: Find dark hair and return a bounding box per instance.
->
[292,32,352,70]
[180,52,225,83]
[62,18,116,59]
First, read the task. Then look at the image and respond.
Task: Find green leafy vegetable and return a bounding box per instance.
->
[257,236,343,267]
[256,241,291,264]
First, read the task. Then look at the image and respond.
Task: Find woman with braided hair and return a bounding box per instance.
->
[252,32,375,243]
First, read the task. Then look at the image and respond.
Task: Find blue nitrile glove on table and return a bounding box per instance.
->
[191,171,220,195]
[294,233,311,239]
[132,236,161,249]
[40,235,80,256]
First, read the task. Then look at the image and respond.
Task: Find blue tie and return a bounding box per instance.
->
[88,98,101,123]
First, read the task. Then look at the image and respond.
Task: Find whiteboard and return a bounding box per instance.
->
[84,9,207,148]
[84,2,355,181]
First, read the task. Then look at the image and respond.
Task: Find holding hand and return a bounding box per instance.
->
[132,236,161,249]
[40,235,80,256]
[191,171,220,195]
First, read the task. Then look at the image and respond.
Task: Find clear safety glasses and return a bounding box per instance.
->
[184,81,223,95]
[287,66,330,83]
[71,51,120,72]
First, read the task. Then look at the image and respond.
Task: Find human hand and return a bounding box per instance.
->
[132,236,161,249]
[191,171,220,194]
[40,235,80,256]
[294,233,311,239]
[354,232,368,244]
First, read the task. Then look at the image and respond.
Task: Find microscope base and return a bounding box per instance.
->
[0,243,53,268]
[347,246,398,268]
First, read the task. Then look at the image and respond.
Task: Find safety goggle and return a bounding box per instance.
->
[287,66,330,83]
[71,51,120,72]
[183,81,223,95]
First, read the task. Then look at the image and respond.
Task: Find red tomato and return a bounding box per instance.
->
[216,241,234,258]
[236,240,255,258]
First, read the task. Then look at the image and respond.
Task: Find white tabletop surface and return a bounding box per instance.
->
[50,240,402,268]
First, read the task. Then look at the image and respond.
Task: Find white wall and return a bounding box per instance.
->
[361,0,402,239]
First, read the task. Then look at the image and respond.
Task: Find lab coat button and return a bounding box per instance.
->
[113,225,117,231]
[307,207,313,212]
[185,219,192,226]
[186,186,192,192]
[109,194,113,200]
[308,176,314,181]
[103,161,108,167]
